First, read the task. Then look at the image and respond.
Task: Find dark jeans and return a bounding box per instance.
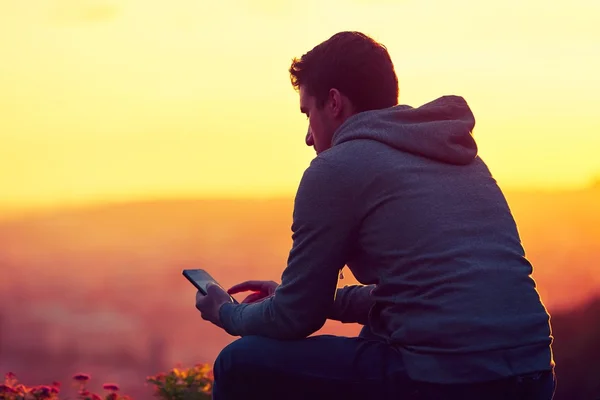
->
[212,326,556,400]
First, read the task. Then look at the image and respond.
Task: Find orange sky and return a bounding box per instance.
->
[1,0,599,212]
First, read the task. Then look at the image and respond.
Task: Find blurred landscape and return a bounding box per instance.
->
[1,186,599,399]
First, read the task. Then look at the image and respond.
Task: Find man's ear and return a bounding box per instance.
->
[328,88,344,118]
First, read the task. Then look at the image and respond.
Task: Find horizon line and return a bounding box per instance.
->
[1,182,599,222]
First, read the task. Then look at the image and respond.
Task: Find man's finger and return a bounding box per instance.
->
[228,280,267,294]
[242,292,264,304]
[195,292,205,311]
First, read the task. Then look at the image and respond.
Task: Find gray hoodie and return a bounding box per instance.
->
[219,95,554,384]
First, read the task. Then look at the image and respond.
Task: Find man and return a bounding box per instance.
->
[195,31,556,400]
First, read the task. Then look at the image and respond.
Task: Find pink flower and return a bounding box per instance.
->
[102,383,119,392]
[73,373,91,382]
[91,394,103,400]
[79,389,90,396]
[4,372,17,386]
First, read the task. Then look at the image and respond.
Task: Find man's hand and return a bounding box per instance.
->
[228,280,279,304]
[195,283,234,328]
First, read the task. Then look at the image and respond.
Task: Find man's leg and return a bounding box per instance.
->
[412,369,556,400]
[211,334,413,400]
[358,323,383,340]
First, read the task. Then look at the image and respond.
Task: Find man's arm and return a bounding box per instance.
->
[330,284,375,325]
[219,156,359,340]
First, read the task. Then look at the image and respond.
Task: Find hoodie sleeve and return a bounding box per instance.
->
[330,285,375,325]
[219,156,358,339]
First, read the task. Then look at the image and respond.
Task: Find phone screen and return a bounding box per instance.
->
[182,269,238,304]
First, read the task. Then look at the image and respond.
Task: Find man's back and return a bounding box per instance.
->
[205,31,555,399]
[323,95,554,384]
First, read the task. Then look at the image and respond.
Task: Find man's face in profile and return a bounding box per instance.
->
[299,86,335,154]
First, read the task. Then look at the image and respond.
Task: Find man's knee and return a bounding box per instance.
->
[214,336,264,382]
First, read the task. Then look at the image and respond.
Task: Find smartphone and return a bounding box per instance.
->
[182,268,239,304]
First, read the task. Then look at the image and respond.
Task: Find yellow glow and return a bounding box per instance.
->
[1,0,599,213]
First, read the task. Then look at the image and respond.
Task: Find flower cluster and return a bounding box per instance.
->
[72,373,129,400]
[147,364,213,400]
[0,372,130,400]
[0,372,60,400]
[1,364,213,400]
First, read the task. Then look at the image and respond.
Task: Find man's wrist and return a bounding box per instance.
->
[218,302,237,334]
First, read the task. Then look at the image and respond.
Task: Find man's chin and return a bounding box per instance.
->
[314,145,331,155]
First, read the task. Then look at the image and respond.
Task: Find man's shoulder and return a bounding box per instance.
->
[314,140,384,170]
[298,144,374,198]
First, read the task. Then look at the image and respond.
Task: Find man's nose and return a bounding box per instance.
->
[305,127,314,147]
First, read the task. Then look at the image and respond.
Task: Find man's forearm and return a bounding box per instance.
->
[329,284,375,325]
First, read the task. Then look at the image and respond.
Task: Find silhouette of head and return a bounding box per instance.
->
[290,31,399,154]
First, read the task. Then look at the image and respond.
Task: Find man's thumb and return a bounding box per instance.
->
[206,283,222,295]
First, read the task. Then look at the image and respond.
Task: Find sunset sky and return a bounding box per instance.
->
[1,0,599,212]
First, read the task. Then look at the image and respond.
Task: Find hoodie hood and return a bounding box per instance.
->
[331,95,477,165]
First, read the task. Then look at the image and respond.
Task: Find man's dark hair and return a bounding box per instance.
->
[289,31,399,113]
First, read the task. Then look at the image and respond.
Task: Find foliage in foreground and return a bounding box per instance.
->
[0,364,212,400]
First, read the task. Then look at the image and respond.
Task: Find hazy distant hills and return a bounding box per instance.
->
[1,187,598,310]
[0,198,295,285]
[551,296,600,399]
[503,187,600,310]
